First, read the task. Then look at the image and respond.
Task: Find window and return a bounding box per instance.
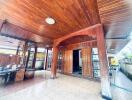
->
[92,48,100,78]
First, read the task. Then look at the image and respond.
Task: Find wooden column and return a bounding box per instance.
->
[82,48,93,78]
[44,48,48,70]
[96,26,112,99]
[22,42,28,65]
[25,48,31,68]
[16,45,20,55]
[32,45,37,69]
[51,47,58,78]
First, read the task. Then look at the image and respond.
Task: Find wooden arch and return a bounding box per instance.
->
[51,24,102,79]
[53,24,101,47]
[51,23,112,99]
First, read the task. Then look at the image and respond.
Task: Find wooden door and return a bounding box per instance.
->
[82,48,93,78]
[63,50,73,74]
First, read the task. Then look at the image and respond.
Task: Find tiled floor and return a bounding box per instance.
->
[0,71,102,100]
[111,70,132,100]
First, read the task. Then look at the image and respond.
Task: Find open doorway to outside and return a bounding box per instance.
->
[72,49,82,76]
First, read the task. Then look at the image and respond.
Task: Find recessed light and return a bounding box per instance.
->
[45,17,55,25]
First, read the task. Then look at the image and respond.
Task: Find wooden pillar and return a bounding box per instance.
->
[25,48,31,68]
[96,25,112,99]
[51,47,58,78]
[82,48,93,78]
[16,45,20,55]
[32,45,37,69]
[22,42,28,65]
[44,48,48,70]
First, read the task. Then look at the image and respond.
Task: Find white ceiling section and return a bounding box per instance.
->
[116,39,132,59]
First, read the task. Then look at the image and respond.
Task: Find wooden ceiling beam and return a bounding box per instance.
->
[54,24,101,47]
[60,40,97,50]
[0,20,53,44]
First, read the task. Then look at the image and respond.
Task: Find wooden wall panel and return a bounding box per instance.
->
[63,50,73,74]
[63,40,97,50]
[0,54,20,66]
[1,22,52,44]
[60,42,94,77]
[82,48,93,78]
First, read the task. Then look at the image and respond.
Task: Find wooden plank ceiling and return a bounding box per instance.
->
[97,0,132,53]
[0,0,100,40]
[0,0,132,53]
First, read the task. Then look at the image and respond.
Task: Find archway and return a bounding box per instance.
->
[51,24,112,99]
[51,24,100,77]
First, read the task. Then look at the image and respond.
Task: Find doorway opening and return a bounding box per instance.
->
[73,49,82,76]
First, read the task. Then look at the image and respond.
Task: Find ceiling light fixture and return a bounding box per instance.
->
[45,17,55,25]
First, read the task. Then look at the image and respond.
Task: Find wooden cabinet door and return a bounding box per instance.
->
[82,48,93,78]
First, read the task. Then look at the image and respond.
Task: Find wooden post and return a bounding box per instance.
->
[96,25,112,99]
[32,45,37,69]
[51,47,58,78]
[22,42,28,65]
[16,45,20,55]
[44,48,48,70]
[25,48,31,68]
